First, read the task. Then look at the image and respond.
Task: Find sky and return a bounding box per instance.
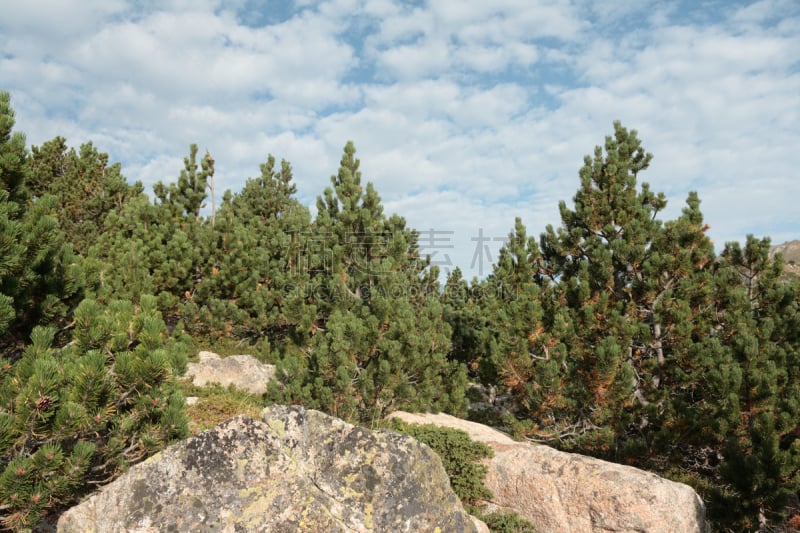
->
[2,0,799,279]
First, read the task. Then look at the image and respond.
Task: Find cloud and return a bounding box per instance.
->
[2,0,798,280]
[366,0,582,80]
[67,8,358,105]
[545,5,800,242]
[1,0,128,41]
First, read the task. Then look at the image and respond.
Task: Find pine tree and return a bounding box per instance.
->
[709,236,800,529]
[0,91,189,531]
[268,142,468,423]
[0,296,189,530]
[480,122,799,529]
[91,144,213,321]
[0,94,25,207]
[187,154,313,351]
[0,92,83,353]
[0,91,25,338]
[153,143,213,219]
[521,123,721,457]
[26,137,142,256]
[441,267,490,374]
[478,218,575,434]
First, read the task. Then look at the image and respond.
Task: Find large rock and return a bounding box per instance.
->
[184,350,275,395]
[58,405,479,532]
[390,411,708,533]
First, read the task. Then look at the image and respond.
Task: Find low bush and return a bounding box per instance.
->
[387,419,538,532]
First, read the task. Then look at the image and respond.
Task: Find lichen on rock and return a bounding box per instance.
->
[57,405,478,532]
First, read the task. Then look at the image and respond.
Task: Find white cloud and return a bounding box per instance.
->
[585,0,657,26]
[366,0,580,80]
[452,42,539,72]
[65,8,357,105]
[449,84,529,128]
[377,39,451,80]
[129,153,185,191]
[360,80,528,128]
[547,9,800,235]
[2,0,798,279]
[0,0,128,41]
[731,0,800,25]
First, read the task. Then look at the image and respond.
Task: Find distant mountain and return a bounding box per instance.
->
[770,240,800,277]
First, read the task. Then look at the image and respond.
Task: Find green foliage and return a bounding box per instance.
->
[89,145,215,323]
[87,138,467,429]
[388,420,538,533]
[267,142,468,424]
[6,83,799,530]
[0,92,26,206]
[480,218,573,424]
[0,91,83,353]
[469,122,800,530]
[479,124,717,453]
[88,138,467,430]
[441,267,492,376]
[153,144,214,219]
[388,419,493,509]
[709,236,800,529]
[0,93,190,530]
[0,296,189,530]
[479,511,538,533]
[26,137,143,256]
[184,154,312,347]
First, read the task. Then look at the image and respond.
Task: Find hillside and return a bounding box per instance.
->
[772,240,800,277]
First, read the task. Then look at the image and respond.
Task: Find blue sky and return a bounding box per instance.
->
[2,0,798,279]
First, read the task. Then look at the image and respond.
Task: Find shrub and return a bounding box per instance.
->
[387,419,538,532]
[0,296,189,530]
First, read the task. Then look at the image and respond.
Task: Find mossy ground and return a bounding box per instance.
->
[179,381,264,435]
[180,341,271,435]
